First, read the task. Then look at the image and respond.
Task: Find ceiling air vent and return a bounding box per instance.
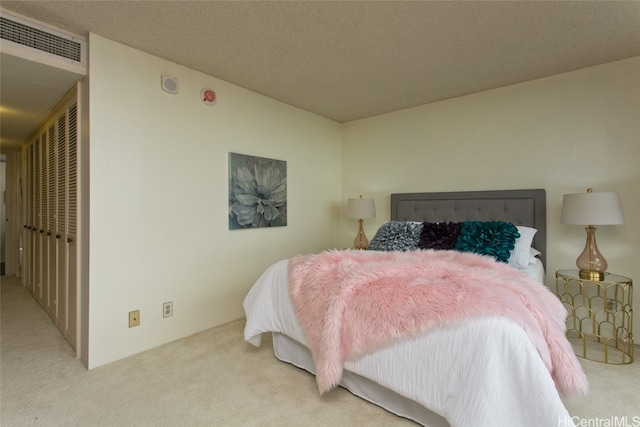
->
[0,9,86,72]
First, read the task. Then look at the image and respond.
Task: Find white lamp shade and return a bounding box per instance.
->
[561,191,624,225]
[347,198,376,219]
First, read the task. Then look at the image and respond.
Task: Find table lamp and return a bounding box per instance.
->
[347,195,376,250]
[561,188,624,280]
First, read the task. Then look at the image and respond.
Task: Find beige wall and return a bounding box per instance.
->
[342,56,640,335]
[87,35,343,368]
[84,34,639,367]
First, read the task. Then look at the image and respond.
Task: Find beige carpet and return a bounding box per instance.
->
[1,275,639,426]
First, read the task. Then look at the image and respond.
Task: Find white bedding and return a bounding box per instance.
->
[521,257,545,283]
[244,258,575,427]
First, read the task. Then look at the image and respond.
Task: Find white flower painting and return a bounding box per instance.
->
[229,153,287,229]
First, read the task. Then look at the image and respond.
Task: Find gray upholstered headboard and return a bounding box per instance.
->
[390,189,546,266]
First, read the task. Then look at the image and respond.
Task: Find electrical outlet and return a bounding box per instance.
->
[163,301,173,318]
[607,300,617,312]
[129,310,140,327]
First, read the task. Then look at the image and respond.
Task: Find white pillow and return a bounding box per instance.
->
[529,247,542,264]
[508,226,538,269]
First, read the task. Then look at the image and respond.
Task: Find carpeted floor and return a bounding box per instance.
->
[1,274,639,426]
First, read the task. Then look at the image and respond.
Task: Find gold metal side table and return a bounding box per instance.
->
[555,270,633,364]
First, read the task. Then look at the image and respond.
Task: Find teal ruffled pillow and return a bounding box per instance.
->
[454,221,520,263]
[368,221,423,252]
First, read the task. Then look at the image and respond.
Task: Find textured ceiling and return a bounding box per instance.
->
[1,1,640,149]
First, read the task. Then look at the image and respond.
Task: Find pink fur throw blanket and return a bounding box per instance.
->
[288,249,588,399]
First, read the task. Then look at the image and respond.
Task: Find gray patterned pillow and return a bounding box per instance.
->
[367,221,423,252]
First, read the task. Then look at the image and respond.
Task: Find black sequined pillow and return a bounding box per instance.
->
[418,222,462,250]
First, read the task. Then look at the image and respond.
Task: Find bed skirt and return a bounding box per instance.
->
[272,332,450,427]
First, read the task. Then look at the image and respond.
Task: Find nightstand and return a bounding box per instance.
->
[555,270,633,364]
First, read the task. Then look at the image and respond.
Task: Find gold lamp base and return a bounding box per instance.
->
[579,270,605,281]
[353,219,369,250]
[576,225,607,281]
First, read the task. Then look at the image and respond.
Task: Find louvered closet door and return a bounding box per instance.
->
[33,134,43,304]
[56,111,68,335]
[29,138,36,296]
[45,122,57,320]
[22,87,79,351]
[23,143,33,294]
[66,102,78,348]
[31,138,38,297]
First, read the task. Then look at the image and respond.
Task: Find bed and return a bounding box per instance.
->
[243,189,587,427]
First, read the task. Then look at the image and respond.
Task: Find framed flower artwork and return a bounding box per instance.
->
[228,152,287,229]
